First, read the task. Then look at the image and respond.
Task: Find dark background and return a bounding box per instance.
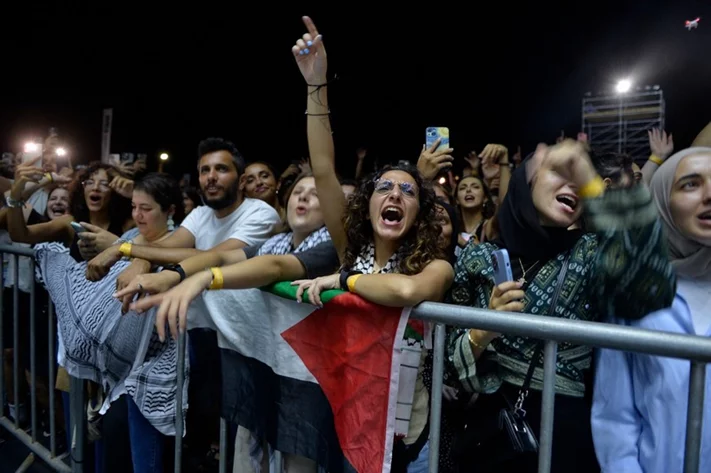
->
[1,1,709,179]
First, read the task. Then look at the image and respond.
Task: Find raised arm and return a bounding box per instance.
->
[7,163,72,245]
[292,16,348,261]
[691,121,711,147]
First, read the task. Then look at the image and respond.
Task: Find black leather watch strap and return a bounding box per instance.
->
[163,264,186,282]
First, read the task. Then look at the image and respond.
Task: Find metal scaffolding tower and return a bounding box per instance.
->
[581,88,665,161]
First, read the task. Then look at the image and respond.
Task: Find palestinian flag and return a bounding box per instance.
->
[201,282,426,473]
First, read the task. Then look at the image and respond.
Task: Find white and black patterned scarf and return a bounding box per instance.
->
[257,226,330,257]
[351,242,403,275]
[34,234,189,436]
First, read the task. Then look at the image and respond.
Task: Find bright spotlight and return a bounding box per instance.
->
[616,79,632,94]
[56,147,67,157]
[438,176,446,185]
[24,142,40,153]
[159,153,169,161]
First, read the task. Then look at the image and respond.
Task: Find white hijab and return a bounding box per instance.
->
[650,147,711,280]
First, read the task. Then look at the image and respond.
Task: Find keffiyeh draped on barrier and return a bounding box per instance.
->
[34,242,188,436]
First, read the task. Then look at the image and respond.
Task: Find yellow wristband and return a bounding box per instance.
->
[208,267,224,290]
[578,176,605,199]
[44,172,53,183]
[649,154,664,166]
[346,274,362,293]
[118,242,132,258]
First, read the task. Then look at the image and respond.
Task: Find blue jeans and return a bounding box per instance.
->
[407,440,430,473]
[126,396,165,473]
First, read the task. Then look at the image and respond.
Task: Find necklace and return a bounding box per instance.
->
[518,258,540,285]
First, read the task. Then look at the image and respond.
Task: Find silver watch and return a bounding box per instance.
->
[6,197,25,208]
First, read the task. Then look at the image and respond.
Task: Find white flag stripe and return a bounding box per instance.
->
[201,288,318,383]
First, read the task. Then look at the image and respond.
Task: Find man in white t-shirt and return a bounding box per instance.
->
[86,137,281,296]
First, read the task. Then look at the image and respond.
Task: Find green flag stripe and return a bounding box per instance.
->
[265,281,344,305]
[264,282,424,342]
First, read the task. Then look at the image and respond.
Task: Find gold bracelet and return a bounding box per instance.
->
[118,242,133,258]
[346,274,362,293]
[649,154,664,166]
[467,330,488,351]
[44,172,53,183]
[208,267,224,290]
[578,176,605,199]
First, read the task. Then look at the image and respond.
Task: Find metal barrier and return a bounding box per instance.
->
[174,298,710,473]
[9,238,697,473]
[0,244,85,473]
[415,302,711,473]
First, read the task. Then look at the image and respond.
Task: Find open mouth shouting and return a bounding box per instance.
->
[555,193,579,214]
[381,206,404,227]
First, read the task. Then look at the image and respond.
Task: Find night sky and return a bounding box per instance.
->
[1,1,709,179]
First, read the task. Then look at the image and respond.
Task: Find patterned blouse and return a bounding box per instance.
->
[446,185,676,397]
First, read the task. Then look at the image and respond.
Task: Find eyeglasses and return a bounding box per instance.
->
[373,178,418,198]
[82,180,110,191]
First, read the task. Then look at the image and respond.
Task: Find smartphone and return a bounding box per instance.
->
[22,143,43,169]
[70,222,86,234]
[426,127,450,151]
[491,249,513,285]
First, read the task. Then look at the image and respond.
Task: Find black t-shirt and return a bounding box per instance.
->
[242,240,339,279]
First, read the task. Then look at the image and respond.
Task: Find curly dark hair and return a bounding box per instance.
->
[70,162,132,231]
[342,164,445,275]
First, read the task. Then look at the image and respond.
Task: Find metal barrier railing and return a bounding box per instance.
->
[5,239,701,473]
[0,245,85,473]
[173,297,710,473]
[415,301,710,473]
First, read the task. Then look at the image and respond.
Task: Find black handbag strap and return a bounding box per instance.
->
[515,252,571,413]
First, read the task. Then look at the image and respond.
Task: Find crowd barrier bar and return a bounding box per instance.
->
[173,297,710,473]
[0,244,84,473]
[415,301,710,473]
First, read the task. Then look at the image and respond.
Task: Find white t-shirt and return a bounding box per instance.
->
[180,198,280,330]
[180,198,280,250]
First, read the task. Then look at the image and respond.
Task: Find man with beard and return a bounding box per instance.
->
[86,137,280,293]
[85,137,280,469]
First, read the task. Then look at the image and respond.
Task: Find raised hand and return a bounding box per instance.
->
[648,128,674,162]
[540,139,597,189]
[291,16,326,85]
[417,138,454,181]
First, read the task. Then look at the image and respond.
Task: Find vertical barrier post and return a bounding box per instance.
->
[219,419,228,473]
[29,259,37,443]
[174,331,186,473]
[13,254,20,429]
[0,256,5,413]
[428,324,445,473]
[683,361,706,473]
[48,299,57,457]
[70,376,85,473]
[537,340,558,473]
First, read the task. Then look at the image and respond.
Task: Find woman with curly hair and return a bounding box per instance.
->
[290,17,453,473]
[8,161,133,261]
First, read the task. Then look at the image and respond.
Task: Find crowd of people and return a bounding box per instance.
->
[1,15,711,473]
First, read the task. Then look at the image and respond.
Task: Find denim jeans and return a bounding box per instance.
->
[126,395,165,473]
